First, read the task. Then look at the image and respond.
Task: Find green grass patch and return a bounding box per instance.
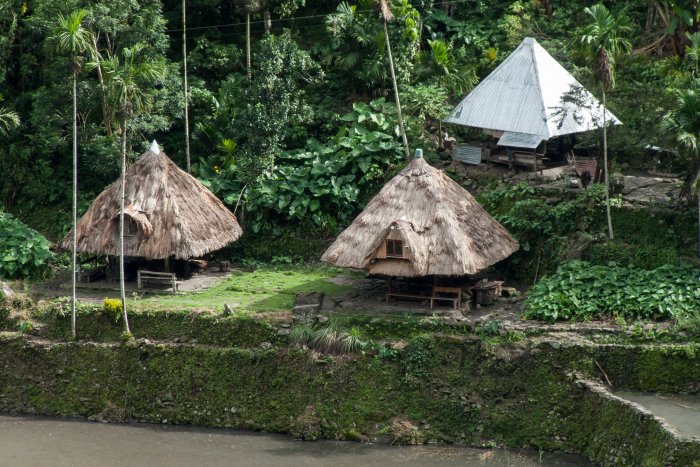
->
[137,266,351,313]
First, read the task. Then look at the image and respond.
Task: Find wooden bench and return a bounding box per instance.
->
[386,292,432,304]
[79,265,106,283]
[431,286,462,309]
[386,278,432,305]
[386,284,462,309]
[137,270,178,293]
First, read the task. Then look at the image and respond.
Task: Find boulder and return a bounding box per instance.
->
[293,292,326,323]
[294,292,325,308]
[222,303,241,315]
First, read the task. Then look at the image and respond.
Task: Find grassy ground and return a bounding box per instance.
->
[133,266,354,313]
[15,265,356,314]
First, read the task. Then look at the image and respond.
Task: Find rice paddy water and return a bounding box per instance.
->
[0,415,591,466]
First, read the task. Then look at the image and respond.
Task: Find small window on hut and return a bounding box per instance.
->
[386,239,404,258]
[125,217,139,237]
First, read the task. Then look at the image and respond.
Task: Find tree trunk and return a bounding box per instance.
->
[264,10,271,32]
[544,0,552,20]
[246,13,252,81]
[602,90,614,240]
[383,20,410,160]
[71,70,78,341]
[120,114,131,334]
[92,35,112,136]
[182,0,191,173]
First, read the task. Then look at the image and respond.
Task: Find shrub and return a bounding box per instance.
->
[0,211,54,279]
[0,292,33,327]
[0,295,9,325]
[588,240,679,269]
[16,320,34,334]
[402,333,434,384]
[479,183,607,281]
[523,261,700,322]
[377,344,399,361]
[103,298,122,323]
[290,324,366,355]
[289,324,314,346]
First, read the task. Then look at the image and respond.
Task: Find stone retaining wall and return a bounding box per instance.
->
[1,332,700,466]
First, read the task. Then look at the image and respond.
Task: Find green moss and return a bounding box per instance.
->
[35,308,282,347]
[595,344,700,392]
[1,333,699,465]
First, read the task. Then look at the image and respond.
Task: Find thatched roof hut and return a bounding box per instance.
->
[61,142,242,259]
[321,153,518,277]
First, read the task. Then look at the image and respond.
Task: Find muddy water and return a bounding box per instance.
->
[616,392,700,437]
[0,415,590,466]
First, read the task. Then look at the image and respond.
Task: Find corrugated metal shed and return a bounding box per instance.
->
[497,132,542,149]
[452,144,482,165]
[444,38,620,140]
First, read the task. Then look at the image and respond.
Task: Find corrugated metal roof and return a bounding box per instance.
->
[452,144,482,165]
[497,132,542,149]
[444,37,620,140]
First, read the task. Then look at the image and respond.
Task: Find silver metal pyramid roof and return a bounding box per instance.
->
[444,37,620,140]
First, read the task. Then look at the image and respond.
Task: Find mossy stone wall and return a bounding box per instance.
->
[2,333,700,465]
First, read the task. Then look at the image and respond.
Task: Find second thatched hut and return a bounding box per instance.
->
[61,142,242,262]
[321,151,518,278]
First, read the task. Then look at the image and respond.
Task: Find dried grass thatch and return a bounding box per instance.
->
[321,157,518,277]
[60,144,242,259]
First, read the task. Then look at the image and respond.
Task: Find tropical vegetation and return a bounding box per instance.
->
[1,0,700,326]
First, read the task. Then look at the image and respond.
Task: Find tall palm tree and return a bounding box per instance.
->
[579,4,632,240]
[49,9,94,340]
[97,44,164,334]
[662,81,700,257]
[378,0,410,160]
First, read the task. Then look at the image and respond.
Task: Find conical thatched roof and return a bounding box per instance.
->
[60,143,242,259]
[321,156,518,277]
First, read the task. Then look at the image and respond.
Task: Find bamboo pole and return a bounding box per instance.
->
[383,20,410,160]
[71,69,78,340]
[182,0,191,173]
[602,90,614,239]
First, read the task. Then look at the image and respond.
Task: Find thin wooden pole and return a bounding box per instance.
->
[383,20,410,160]
[246,13,252,81]
[120,114,131,334]
[71,69,78,340]
[602,90,614,239]
[182,0,191,173]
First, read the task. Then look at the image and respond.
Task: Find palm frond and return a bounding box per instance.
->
[49,9,94,70]
[0,106,20,135]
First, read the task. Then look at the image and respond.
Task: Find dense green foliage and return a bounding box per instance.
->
[524,261,700,322]
[201,98,403,233]
[479,179,697,282]
[1,0,698,247]
[0,211,53,279]
[480,182,608,280]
